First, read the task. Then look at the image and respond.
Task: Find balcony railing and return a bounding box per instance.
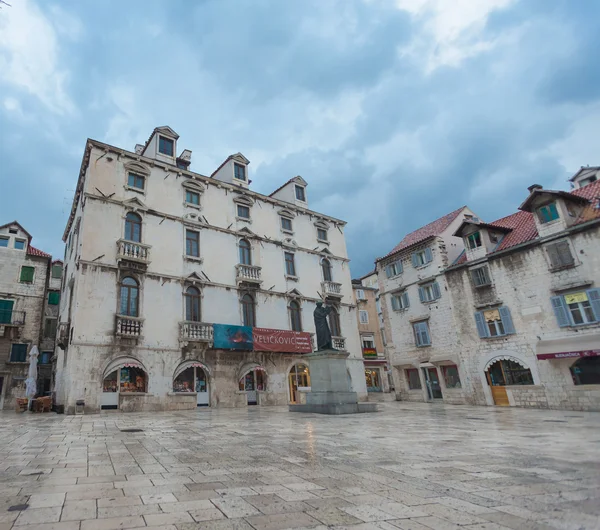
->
[180,321,213,342]
[322,281,343,297]
[116,315,143,338]
[333,336,346,350]
[57,322,69,349]
[236,264,262,284]
[117,239,151,264]
[0,310,26,326]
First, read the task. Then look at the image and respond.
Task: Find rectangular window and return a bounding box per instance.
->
[20,266,35,283]
[467,232,482,249]
[442,365,462,389]
[362,336,375,349]
[391,291,409,310]
[474,307,516,338]
[412,248,433,267]
[281,217,293,231]
[0,237,8,247]
[186,190,200,205]
[48,292,60,305]
[158,136,174,156]
[564,291,597,325]
[234,163,246,181]
[295,185,306,201]
[359,310,369,324]
[317,228,328,241]
[185,230,200,257]
[546,241,574,269]
[471,266,491,287]
[44,318,57,338]
[51,264,63,278]
[356,289,365,300]
[127,173,145,190]
[14,239,25,250]
[406,368,421,390]
[237,204,250,219]
[284,252,296,276]
[537,202,559,224]
[413,321,431,347]
[385,261,402,278]
[10,344,28,363]
[419,282,441,303]
[40,351,52,365]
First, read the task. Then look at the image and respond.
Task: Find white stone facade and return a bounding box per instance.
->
[54,127,366,414]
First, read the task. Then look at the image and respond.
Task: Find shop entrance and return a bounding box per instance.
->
[239,369,265,406]
[422,366,443,400]
[101,364,147,410]
[288,363,310,404]
[365,368,382,392]
[173,364,210,406]
[485,358,534,406]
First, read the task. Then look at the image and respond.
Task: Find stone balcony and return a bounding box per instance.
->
[236,264,262,285]
[117,239,151,267]
[333,336,346,350]
[115,315,144,338]
[179,321,213,343]
[57,322,69,349]
[321,281,343,298]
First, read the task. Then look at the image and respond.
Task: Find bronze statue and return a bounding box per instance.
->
[314,301,335,350]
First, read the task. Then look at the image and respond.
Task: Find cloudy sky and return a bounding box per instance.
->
[1,0,598,276]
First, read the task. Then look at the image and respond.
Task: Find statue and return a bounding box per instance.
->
[314,301,335,351]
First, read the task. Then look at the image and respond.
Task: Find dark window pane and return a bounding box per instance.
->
[237,205,250,219]
[239,239,252,265]
[295,185,306,201]
[285,252,296,276]
[317,228,327,241]
[570,357,600,385]
[186,230,199,257]
[10,344,28,363]
[234,163,246,181]
[158,136,174,156]
[14,240,25,250]
[186,190,200,205]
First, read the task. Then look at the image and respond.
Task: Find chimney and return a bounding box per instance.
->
[134,144,144,155]
[528,184,543,193]
[177,149,192,170]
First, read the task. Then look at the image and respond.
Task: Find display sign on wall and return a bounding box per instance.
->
[362,348,377,357]
[213,324,253,351]
[564,292,588,304]
[537,349,600,360]
[253,328,312,353]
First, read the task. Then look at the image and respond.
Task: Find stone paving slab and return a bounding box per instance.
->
[0,402,599,530]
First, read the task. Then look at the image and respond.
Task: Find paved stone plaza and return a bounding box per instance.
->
[0,403,599,530]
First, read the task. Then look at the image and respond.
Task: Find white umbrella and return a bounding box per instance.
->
[24,345,39,400]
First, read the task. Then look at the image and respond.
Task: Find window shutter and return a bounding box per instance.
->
[418,286,425,303]
[422,323,431,345]
[424,247,433,263]
[432,282,441,300]
[414,323,422,347]
[385,265,392,278]
[411,253,418,268]
[557,241,574,267]
[396,261,403,274]
[586,289,600,322]
[499,306,515,334]
[546,244,560,268]
[20,267,34,282]
[391,296,399,311]
[402,292,410,309]
[474,311,488,338]
[550,296,570,327]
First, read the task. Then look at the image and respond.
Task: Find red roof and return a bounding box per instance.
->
[380,206,466,260]
[27,245,52,258]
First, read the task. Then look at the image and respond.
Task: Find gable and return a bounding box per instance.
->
[155,126,179,139]
[124,160,150,176]
[0,221,32,241]
[123,197,147,211]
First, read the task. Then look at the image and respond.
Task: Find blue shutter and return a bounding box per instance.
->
[385,265,392,278]
[424,247,433,263]
[587,289,600,322]
[411,253,419,268]
[402,292,410,309]
[474,312,488,338]
[422,322,431,346]
[418,286,425,303]
[391,296,399,311]
[499,306,515,335]
[551,296,570,327]
[397,261,403,274]
[432,282,441,300]
[414,323,422,347]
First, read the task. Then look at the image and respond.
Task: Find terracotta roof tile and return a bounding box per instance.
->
[27,245,52,258]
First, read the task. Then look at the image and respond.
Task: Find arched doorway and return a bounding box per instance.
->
[238,365,266,406]
[288,363,310,404]
[101,358,148,410]
[485,357,533,406]
[173,362,210,406]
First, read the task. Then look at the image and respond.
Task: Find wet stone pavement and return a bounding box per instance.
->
[0,402,599,530]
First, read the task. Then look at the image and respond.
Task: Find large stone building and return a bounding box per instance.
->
[0,221,58,409]
[54,126,366,414]
[376,171,600,411]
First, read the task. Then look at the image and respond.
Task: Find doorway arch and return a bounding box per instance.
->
[479,351,538,406]
[238,364,267,406]
[101,356,148,410]
[288,362,310,404]
[173,361,211,406]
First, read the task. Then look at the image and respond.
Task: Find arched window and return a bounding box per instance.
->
[570,357,600,385]
[185,286,201,322]
[328,306,341,337]
[120,277,139,317]
[239,239,252,265]
[321,258,333,282]
[241,293,256,327]
[124,212,142,242]
[289,300,302,332]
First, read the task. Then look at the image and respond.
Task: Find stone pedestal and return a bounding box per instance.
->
[289,349,377,415]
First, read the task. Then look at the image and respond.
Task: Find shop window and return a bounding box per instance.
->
[239,239,252,265]
[537,202,559,224]
[185,229,200,257]
[127,173,145,190]
[103,371,118,393]
[570,357,600,385]
[119,366,147,393]
[551,289,600,327]
[466,231,482,249]
[184,286,201,322]
[173,367,195,392]
[365,369,382,392]
[20,266,35,283]
[239,369,265,391]
[289,363,310,403]
[289,300,302,332]
[328,307,341,337]
[241,293,256,327]
[10,343,28,363]
[120,277,139,317]
[321,258,332,282]
[475,307,515,338]
[441,365,462,388]
[412,248,433,268]
[487,359,533,386]
[124,212,142,242]
[406,368,421,390]
[48,291,60,305]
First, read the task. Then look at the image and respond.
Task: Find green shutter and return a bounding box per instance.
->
[20,266,34,283]
[48,292,60,305]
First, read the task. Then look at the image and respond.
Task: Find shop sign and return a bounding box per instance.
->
[253,328,312,353]
[213,324,253,351]
[362,348,377,357]
[537,349,600,360]
[564,292,588,304]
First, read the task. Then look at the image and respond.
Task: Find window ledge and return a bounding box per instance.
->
[285,275,299,282]
[392,307,408,312]
[416,344,432,348]
[119,392,148,396]
[236,217,252,223]
[184,202,202,211]
[567,322,599,329]
[420,298,440,305]
[549,264,577,273]
[184,255,204,264]
[124,185,146,195]
[281,229,294,236]
[233,177,247,184]
[409,315,430,323]
[317,239,329,245]
[6,362,29,365]
[168,392,198,396]
[474,283,493,289]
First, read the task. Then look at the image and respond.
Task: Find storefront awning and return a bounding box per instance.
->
[536,334,600,360]
[392,356,418,367]
[428,354,459,365]
[363,358,388,365]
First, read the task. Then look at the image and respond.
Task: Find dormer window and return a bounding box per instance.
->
[234,163,246,182]
[9,228,17,234]
[128,173,145,191]
[237,204,250,219]
[466,231,482,250]
[158,136,174,156]
[295,185,306,201]
[537,202,559,224]
[14,239,26,250]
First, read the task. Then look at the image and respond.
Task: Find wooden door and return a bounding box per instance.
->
[486,372,509,406]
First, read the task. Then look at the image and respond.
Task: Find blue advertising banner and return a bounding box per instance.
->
[213,324,253,350]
